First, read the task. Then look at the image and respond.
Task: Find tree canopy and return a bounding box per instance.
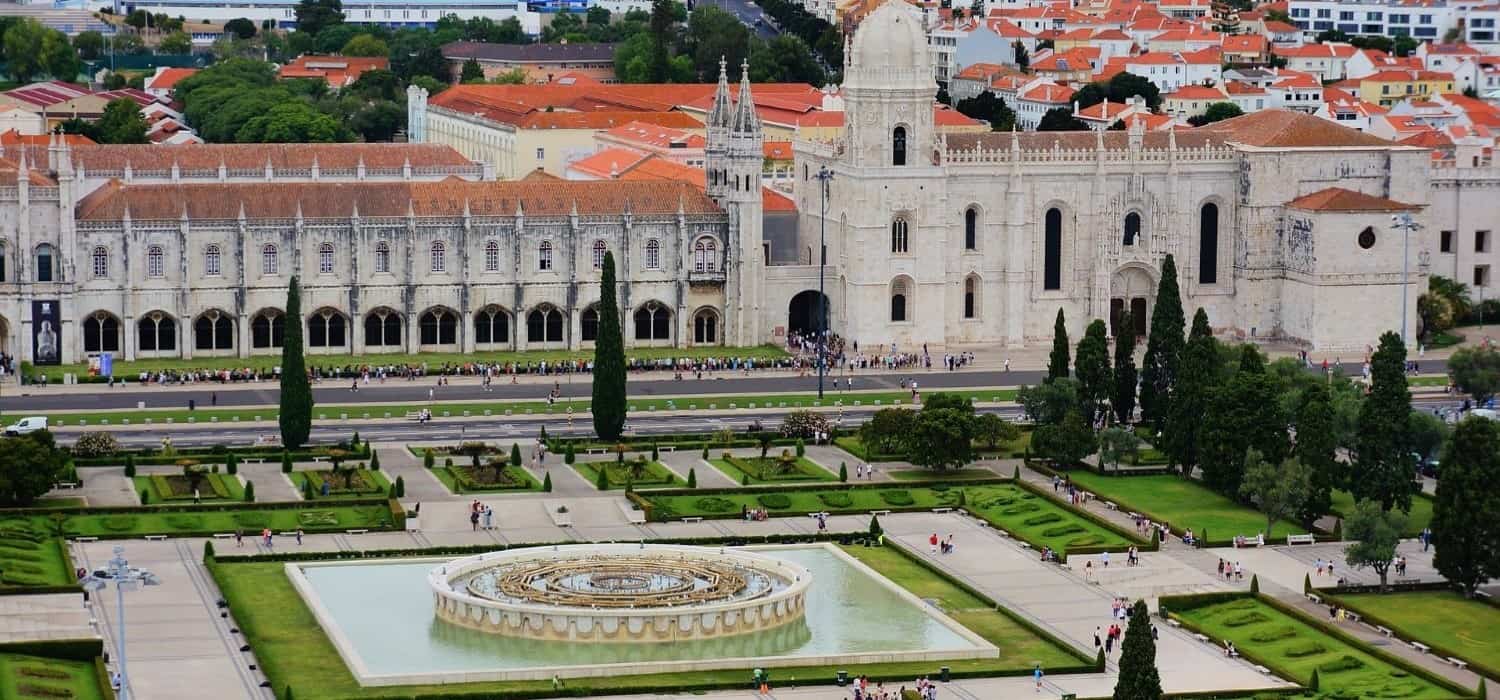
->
[1434,416,1500,596]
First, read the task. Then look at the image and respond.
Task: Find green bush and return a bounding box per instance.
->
[818,492,853,508]
[282,452,293,474]
[1023,513,1064,527]
[1317,655,1366,673]
[232,513,271,529]
[226,454,239,475]
[369,452,380,471]
[757,494,793,509]
[297,511,339,527]
[541,472,551,492]
[1001,503,1041,516]
[564,443,576,465]
[1250,626,1297,643]
[124,455,136,478]
[795,439,805,457]
[72,431,120,457]
[1283,641,1327,658]
[1223,611,1271,627]
[139,489,149,505]
[694,497,736,513]
[839,462,847,482]
[686,468,696,488]
[879,490,915,506]
[394,475,405,497]
[424,450,435,469]
[99,516,138,532]
[1041,524,1086,537]
[164,514,203,530]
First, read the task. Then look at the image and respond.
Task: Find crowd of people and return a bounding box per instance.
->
[845,675,940,700]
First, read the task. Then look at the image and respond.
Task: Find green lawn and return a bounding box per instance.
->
[1331,489,1433,536]
[0,517,74,588]
[1334,591,1500,674]
[709,456,837,484]
[208,543,1082,699]
[1409,375,1450,387]
[571,460,680,490]
[0,653,106,700]
[133,472,246,504]
[887,469,999,481]
[642,486,965,520]
[1063,472,1310,542]
[428,464,539,494]
[1171,597,1461,699]
[10,504,396,538]
[837,430,1030,463]
[289,469,393,500]
[965,485,1143,555]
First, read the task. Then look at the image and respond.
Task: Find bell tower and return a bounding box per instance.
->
[841,1,936,170]
[705,58,765,345]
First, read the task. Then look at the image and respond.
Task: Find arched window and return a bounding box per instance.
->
[374,241,390,273]
[1123,212,1142,246]
[484,240,500,272]
[204,244,221,277]
[307,308,347,348]
[581,305,599,341]
[474,306,509,345]
[91,246,109,279]
[538,241,553,271]
[527,306,564,343]
[592,239,607,269]
[137,312,176,352]
[633,302,671,341]
[251,311,284,348]
[364,309,402,347]
[318,243,335,274]
[146,245,164,278]
[83,311,120,353]
[892,125,907,166]
[193,311,233,351]
[419,308,457,345]
[964,207,979,250]
[964,276,979,319]
[694,308,719,344]
[891,217,909,254]
[35,243,55,282]
[694,238,718,272]
[430,241,446,273]
[891,278,909,322]
[261,244,278,276]
[645,239,661,270]
[1043,208,1062,291]
[1199,202,1219,284]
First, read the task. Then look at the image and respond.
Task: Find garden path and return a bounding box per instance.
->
[67,468,138,507]
[376,444,461,502]
[657,451,738,487]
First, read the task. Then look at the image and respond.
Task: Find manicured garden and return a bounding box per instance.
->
[1333,591,1500,675]
[709,453,837,484]
[133,471,245,504]
[1170,596,1464,699]
[836,430,1031,463]
[290,469,393,500]
[1061,471,1311,543]
[0,652,107,700]
[571,460,680,490]
[640,486,966,520]
[4,503,399,538]
[428,464,539,494]
[0,518,74,588]
[965,485,1143,555]
[887,468,999,481]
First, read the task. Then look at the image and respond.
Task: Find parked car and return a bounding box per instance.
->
[4,416,47,436]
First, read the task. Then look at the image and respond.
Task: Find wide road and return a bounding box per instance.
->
[700,0,779,38]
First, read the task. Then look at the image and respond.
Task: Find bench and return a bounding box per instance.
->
[53,482,78,490]
[1478,590,1494,599]
[404,412,421,420]
[1286,534,1316,545]
[244,458,265,465]
[620,502,646,525]
[681,517,704,523]
[1344,611,1361,623]
[1128,512,1143,521]
[212,533,235,539]
[659,446,676,453]
[1103,501,1118,511]
[869,509,891,516]
[1306,593,1322,604]
[587,449,607,456]
[72,536,98,543]
[1168,619,1182,628]
[1254,665,1271,675]
[806,511,830,519]
[345,529,368,535]
[931,507,953,514]
[1446,657,1468,670]
[1194,633,1210,643]
[1235,534,1265,547]
[312,457,328,464]
[143,534,168,541]
[1376,625,1394,637]
[1412,642,1431,654]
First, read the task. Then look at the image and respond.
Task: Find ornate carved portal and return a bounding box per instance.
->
[1110,265,1155,337]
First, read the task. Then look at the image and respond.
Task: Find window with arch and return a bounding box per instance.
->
[527,306,564,343]
[474,306,509,344]
[91,246,108,279]
[251,310,284,348]
[1123,212,1142,247]
[419,308,457,345]
[308,308,347,348]
[580,305,600,341]
[430,241,446,273]
[645,239,661,270]
[964,276,979,319]
[204,244,221,277]
[261,244,278,276]
[193,311,234,351]
[964,207,979,250]
[1043,208,1062,291]
[363,309,402,347]
[891,217,909,254]
[484,240,500,272]
[35,243,55,282]
[694,308,719,344]
[1199,202,1219,284]
[634,302,671,341]
[891,278,910,322]
[693,238,718,272]
[892,125,907,166]
[83,311,120,353]
[592,239,607,269]
[146,245,164,278]
[374,241,391,273]
[538,241,553,271]
[318,243,335,274]
[137,312,176,352]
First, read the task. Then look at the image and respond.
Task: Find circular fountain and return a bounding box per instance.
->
[428,544,811,642]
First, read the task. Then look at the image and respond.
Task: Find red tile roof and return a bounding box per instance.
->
[1285,187,1418,211]
[145,68,198,92]
[1197,108,1397,147]
[278,55,389,88]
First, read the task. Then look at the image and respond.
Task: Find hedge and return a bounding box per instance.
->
[1008,477,1156,559]
[628,479,1010,522]
[74,444,372,467]
[1327,587,1500,681]
[0,638,104,662]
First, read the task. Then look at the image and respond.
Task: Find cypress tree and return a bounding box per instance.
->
[226,453,238,475]
[1048,308,1070,380]
[596,465,610,490]
[541,472,552,492]
[423,449,434,469]
[279,276,313,449]
[1432,416,1500,596]
[1113,310,1138,425]
[686,468,697,488]
[868,514,882,536]
[394,475,405,497]
[244,480,255,502]
[369,452,381,471]
[1075,319,1112,425]
[124,454,135,477]
[1139,255,1185,433]
[282,451,293,473]
[1295,383,1338,525]
[1354,331,1414,512]
[592,252,627,440]
[1200,345,1285,496]
[839,462,848,482]
[1164,309,1215,476]
[564,443,576,464]
[510,443,522,467]
[1112,600,1162,700]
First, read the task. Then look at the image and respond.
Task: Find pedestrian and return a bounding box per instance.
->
[1101,551,1110,568]
[1105,633,1114,655]
[1094,626,1102,651]
[1033,665,1043,693]
[296,528,303,545]
[470,510,480,531]
[1422,527,1432,552]
[1315,558,1324,576]
[235,529,243,548]
[929,533,939,553]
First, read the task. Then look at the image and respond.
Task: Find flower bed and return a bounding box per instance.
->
[430,465,539,494]
[133,473,243,503]
[711,454,837,484]
[0,519,73,588]
[571,460,679,490]
[291,470,391,499]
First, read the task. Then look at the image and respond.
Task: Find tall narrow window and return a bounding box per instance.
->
[35,244,54,282]
[891,217,909,253]
[891,278,909,322]
[538,241,553,271]
[262,244,278,276]
[964,276,977,319]
[318,243,335,273]
[1123,212,1141,246]
[1199,203,1219,284]
[430,241,446,273]
[581,306,600,341]
[374,241,390,273]
[484,240,500,272]
[204,245,221,276]
[964,207,978,250]
[146,245,164,278]
[92,246,108,278]
[592,239,606,269]
[645,239,661,270]
[1043,208,1062,291]
[892,126,907,166]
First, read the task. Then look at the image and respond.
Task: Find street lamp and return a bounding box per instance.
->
[1391,212,1424,348]
[81,545,162,700]
[814,166,834,399]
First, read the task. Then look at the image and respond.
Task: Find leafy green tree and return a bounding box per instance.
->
[341,33,387,56]
[1408,410,1448,468]
[1434,416,1500,596]
[1199,345,1286,495]
[94,99,149,144]
[460,57,485,83]
[125,10,149,30]
[351,101,403,142]
[954,91,1016,132]
[1140,255,1185,432]
[1072,82,1109,110]
[1112,600,1162,700]
[748,35,825,84]
[592,252,627,440]
[1113,310,1138,424]
[295,0,344,36]
[1342,498,1406,592]
[1013,40,1029,71]
[1353,331,1414,513]
[1187,102,1243,126]
[1447,346,1500,403]
[1075,319,1112,425]
[1032,409,1096,465]
[1048,308,1070,380]
[1239,450,1311,538]
[73,30,104,60]
[1293,383,1338,524]
[587,5,612,25]
[158,30,192,54]
[1038,107,1088,131]
[907,407,976,470]
[0,432,66,506]
[279,276,313,448]
[974,413,1020,451]
[1164,309,1215,475]
[236,102,349,142]
[3,19,45,82]
[688,6,750,79]
[1098,426,1141,473]
[224,18,257,38]
[1017,378,1078,425]
[648,0,675,82]
[859,407,915,455]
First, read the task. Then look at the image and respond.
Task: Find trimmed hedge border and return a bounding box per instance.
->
[0,638,104,662]
[1007,478,1156,558]
[1158,591,1476,699]
[628,479,1011,522]
[1,499,404,541]
[75,444,372,468]
[1327,588,1500,682]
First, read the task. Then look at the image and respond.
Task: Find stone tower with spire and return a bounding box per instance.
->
[705,58,765,344]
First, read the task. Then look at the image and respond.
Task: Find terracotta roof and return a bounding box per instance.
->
[1285,187,1418,211]
[2,81,91,109]
[1275,43,1357,59]
[598,121,706,149]
[145,68,198,92]
[0,130,94,146]
[430,83,818,120]
[1221,34,1267,53]
[1262,20,1298,32]
[75,179,720,221]
[764,141,794,160]
[1224,80,1267,95]
[1361,69,1453,82]
[278,56,389,88]
[1019,83,1077,103]
[520,110,703,130]
[1400,130,1454,148]
[1170,85,1228,100]
[569,147,652,178]
[1198,109,1397,147]
[59,143,475,173]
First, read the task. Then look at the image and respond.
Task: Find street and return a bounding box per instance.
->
[701,0,779,38]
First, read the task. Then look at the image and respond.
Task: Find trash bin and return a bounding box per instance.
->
[189,399,196,411]
[836,670,848,686]
[940,666,950,682]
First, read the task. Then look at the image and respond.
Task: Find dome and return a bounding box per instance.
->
[847,1,933,86]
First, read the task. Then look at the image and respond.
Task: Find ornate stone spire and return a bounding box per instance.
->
[708,56,733,129]
[732,59,760,134]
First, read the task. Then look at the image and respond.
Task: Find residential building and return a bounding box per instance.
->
[441,42,619,84]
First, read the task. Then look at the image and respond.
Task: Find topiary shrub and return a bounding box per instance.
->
[124,455,136,478]
[839,462,847,482]
[686,468,696,488]
[138,490,149,505]
[879,490,915,507]
[1041,524,1086,537]
[1283,641,1327,658]
[1250,626,1297,643]
[1317,656,1365,673]
[369,452,381,471]
[203,540,215,562]
[282,451,293,474]
[651,444,659,461]
[741,473,750,486]
[541,472,551,492]
[819,492,853,509]
[423,449,435,469]
[596,466,609,491]
[694,497,736,513]
[795,439,805,457]
[394,475,405,497]
[1024,513,1064,527]
[757,493,793,509]
[565,443,576,465]
[701,446,709,459]
[1223,611,1271,627]
[869,514,883,536]
[243,480,255,502]
[226,454,239,475]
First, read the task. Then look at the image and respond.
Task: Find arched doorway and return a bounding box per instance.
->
[1110,266,1154,337]
[787,290,830,337]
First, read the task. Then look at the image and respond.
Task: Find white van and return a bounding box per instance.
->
[4,416,48,436]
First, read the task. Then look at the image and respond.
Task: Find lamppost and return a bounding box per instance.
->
[81,545,162,700]
[814,166,834,399]
[1391,212,1423,348]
